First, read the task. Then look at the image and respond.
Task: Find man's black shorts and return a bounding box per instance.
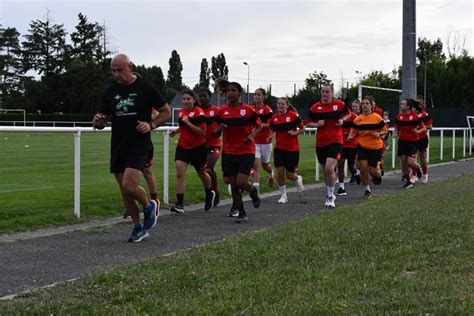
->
[342,147,357,164]
[221,152,255,177]
[316,143,343,165]
[274,148,299,173]
[110,144,150,174]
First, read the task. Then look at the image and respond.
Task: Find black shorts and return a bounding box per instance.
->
[316,143,343,165]
[145,145,154,168]
[398,140,418,157]
[207,146,221,157]
[175,144,207,170]
[357,145,382,168]
[110,144,150,174]
[342,147,357,164]
[418,137,429,151]
[274,148,299,173]
[221,153,255,177]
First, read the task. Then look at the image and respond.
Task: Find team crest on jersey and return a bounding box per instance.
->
[409,115,413,120]
[179,112,183,117]
[210,110,214,116]
[240,109,246,116]
[317,106,322,110]
[259,109,264,114]
[286,116,291,122]
[114,94,121,100]
[189,112,195,117]
[224,111,229,115]
[333,105,338,111]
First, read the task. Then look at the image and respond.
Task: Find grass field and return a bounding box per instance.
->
[1,174,472,314]
[0,131,473,233]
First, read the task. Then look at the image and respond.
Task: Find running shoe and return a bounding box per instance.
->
[296,175,304,192]
[267,175,275,188]
[335,187,347,196]
[403,181,414,189]
[228,204,239,217]
[204,190,216,211]
[250,186,261,208]
[170,204,185,214]
[143,200,157,230]
[154,198,161,219]
[235,209,248,223]
[278,196,288,204]
[324,195,336,208]
[364,190,372,199]
[354,171,361,185]
[415,164,423,179]
[421,174,428,184]
[213,191,220,207]
[128,224,149,243]
[349,176,356,184]
[372,176,382,185]
[123,210,131,220]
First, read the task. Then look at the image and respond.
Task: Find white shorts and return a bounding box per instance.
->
[255,143,273,164]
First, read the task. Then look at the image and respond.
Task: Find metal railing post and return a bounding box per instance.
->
[392,133,396,169]
[452,129,456,159]
[440,130,444,160]
[163,130,170,205]
[463,129,466,157]
[74,130,81,218]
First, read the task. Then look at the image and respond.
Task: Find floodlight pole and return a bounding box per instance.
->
[401,0,417,100]
[243,61,250,104]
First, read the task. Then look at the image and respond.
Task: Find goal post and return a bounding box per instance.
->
[0,108,26,126]
[467,116,474,155]
[357,85,402,101]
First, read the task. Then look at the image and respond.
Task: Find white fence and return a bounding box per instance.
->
[0,126,472,218]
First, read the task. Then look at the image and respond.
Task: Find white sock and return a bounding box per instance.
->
[365,185,371,192]
[269,169,274,178]
[279,185,287,197]
[253,183,260,194]
[327,186,335,197]
[338,182,345,190]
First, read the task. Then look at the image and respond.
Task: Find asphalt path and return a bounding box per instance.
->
[1,159,473,299]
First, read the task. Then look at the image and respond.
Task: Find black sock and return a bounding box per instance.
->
[176,193,184,206]
[205,188,212,195]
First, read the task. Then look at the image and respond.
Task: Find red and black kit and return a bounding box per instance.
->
[254,104,274,144]
[417,111,432,151]
[175,106,207,169]
[395,111,423,157]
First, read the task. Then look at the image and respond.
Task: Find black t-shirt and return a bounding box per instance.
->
[100,77,166,150]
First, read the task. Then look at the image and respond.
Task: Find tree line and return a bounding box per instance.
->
[1,12,472,115]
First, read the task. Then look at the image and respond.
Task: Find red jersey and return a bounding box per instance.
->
[177,106,206,149]
[418,111,432,139]
[201,105,221,147]
[306,99,349,147]
[342,111,358,148]
[269,111,304,152]
[253,104,273,144]
[395,111,423,142]
[216,103,261,155]
[374,106,383,116]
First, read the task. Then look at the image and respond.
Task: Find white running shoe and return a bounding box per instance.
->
[296,175,304,192]
[324,195,336,208]
[410,175,418,183]
[421,174,428,184]
[278,196,288,204]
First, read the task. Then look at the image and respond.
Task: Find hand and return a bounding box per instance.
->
[288,130,298,136]
[136,120,151,134]
[372,132,380,138]
[316,120,325,127]
[336,119,343,126]
[92,113,107,130]
[169,129,177,137]
[412,128,419,134]
[182,116,190,124]
[243,134,254,144]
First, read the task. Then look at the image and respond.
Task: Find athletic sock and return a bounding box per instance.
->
[253,183,260,193]
[327,186,335,197]
[338,182,345,190]
[365,185,371,192]
[422,165,428,174]
[150,192,158,200]
[176,193,184,206]
[279,185,287,196]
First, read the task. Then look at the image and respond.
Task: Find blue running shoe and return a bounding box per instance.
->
[143,200,157,230]
[128,224,149,243]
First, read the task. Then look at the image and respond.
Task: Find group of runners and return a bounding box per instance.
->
[93,54,432,243]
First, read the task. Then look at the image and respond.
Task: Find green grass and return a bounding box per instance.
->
[1,174,472,314]
[0,131,472,233]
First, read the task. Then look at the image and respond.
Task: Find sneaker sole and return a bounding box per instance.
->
[128,231,149,243]
[204,191,216,211]
[335,192,347,196]
[235,216,248,223]
[170,208,184,214]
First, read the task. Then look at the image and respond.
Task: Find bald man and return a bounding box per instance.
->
[93,53,171,242]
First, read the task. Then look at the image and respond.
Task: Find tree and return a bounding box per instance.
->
[0,26,25,107]
[211,53,229,89]
[166,50,183,91]
[134,64,166,93]
[304,71,331,92]
[417,37,445,65]
[198,58,210,89]
[70,13,106,63]
[21,13,68,76]
[289,70,332,116]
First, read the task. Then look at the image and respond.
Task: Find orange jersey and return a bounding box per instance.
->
[350,113,387,150]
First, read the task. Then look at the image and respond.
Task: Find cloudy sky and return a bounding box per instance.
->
[2,0,472,96]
